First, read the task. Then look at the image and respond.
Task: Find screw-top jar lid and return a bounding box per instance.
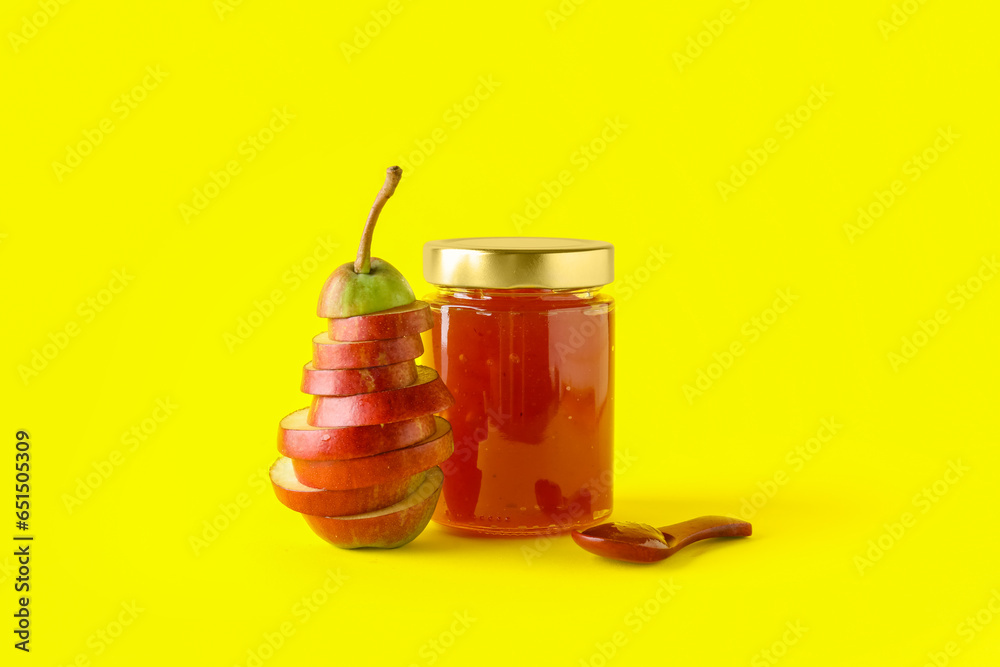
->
[423,237,614,289]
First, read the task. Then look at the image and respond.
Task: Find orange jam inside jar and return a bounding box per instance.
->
[422,238,615,535]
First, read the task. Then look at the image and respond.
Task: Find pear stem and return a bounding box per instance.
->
[354,166,403,274]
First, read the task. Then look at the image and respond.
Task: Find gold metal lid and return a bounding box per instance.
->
[423,237,614,289]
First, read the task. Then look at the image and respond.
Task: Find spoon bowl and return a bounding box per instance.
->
[572,515,752,563]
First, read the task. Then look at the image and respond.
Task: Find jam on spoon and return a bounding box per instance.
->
[571,516,752,563]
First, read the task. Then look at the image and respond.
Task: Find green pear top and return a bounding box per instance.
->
[317,166,416,318]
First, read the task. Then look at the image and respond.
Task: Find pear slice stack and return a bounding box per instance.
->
[270,167,453,549]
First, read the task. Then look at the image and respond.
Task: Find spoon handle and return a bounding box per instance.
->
[658,516,752,552]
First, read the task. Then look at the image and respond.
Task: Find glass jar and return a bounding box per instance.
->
[422,238,615,535]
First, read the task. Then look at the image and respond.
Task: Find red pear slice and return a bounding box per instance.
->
[307,366,453,428]
[300,359,417,396]
[312,332,423,370]
[270,457,426,516]
[303,467,444,549]
[278,409,436,461]
[292,417,453,490]
[327,301,433,342]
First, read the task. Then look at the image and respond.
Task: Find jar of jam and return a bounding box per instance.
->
[422,238,615,535]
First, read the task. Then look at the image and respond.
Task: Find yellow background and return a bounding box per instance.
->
[2,1,999,665]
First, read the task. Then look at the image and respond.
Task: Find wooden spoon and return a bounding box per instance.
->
[571,516,752,563]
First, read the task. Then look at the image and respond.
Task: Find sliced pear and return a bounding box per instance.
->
[303,467,444,549]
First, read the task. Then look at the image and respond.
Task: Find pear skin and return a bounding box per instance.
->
[302,467,444,549]
[317,167,415,318]
[317,258,414,318]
